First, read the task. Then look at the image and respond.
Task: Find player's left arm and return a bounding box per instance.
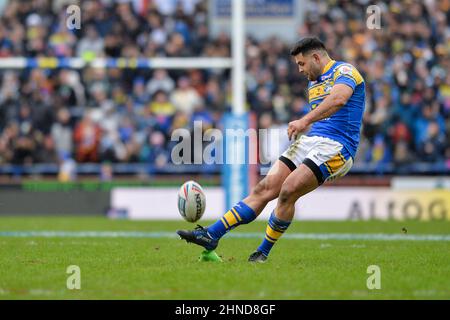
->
[287,84,353,140]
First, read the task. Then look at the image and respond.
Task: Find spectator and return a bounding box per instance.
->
[35,134,58,163]
[76,24,104,59]
[191,103,213,131]
[418,121,446,162]
[116,116,141,163]
[73,112,101,163]
[51,108,73,158]
[140,130,169,168]
[149,90,176,132]
[146,69,176,96]
[171,76,203,115]
[132,77,150,108]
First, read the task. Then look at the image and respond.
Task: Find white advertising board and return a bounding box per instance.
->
[111,187,450,221]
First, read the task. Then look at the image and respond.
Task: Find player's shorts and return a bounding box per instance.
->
[279,135,353,185]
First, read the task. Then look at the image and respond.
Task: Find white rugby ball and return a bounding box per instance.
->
[177,180,206,223]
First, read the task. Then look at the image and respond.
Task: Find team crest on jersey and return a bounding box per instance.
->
[338,65,353,75]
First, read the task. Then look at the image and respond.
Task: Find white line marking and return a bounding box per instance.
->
[0,231,449,241]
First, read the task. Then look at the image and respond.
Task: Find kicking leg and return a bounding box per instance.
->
[176,160,292,250]
[249,163,319,262]
[207,160,292,238]
[242,160,292,215]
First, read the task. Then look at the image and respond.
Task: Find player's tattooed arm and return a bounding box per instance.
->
[287,84,353,140]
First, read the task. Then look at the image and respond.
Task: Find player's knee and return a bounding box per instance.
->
[251,180,268,198]
[251,179,277,202]
[278,182,297,205]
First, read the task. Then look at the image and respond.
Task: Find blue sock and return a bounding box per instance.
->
[257,211,291,257]
[207,201,256,240]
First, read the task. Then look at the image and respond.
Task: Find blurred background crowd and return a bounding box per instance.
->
[0,0,448,175]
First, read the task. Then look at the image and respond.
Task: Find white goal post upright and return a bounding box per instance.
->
[232,0,246,116]
[221,0,251,209]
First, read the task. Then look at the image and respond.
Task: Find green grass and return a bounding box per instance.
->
[0,217,449,299]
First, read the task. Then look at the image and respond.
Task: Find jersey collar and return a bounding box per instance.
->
[321,59,336,75]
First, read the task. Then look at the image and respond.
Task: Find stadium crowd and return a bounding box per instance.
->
[0,0,448,174]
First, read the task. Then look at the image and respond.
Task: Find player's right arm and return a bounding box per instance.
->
[287,83,353,140]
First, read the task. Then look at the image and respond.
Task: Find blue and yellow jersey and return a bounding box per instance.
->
[307,60,365,158]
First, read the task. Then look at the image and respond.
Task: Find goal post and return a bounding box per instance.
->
[231,0,246,116]
[221,0,252,209]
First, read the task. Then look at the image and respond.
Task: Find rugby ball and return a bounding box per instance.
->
[177,180,206,223]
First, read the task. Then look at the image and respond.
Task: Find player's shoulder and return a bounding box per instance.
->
[332,61,360,74]
[332,61,364,83]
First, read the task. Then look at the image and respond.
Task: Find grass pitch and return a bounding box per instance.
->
[0,217,449,299]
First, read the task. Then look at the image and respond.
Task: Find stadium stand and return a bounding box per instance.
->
[0,0,448,177]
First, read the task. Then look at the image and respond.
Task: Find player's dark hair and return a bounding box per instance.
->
[290,37,327,56]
